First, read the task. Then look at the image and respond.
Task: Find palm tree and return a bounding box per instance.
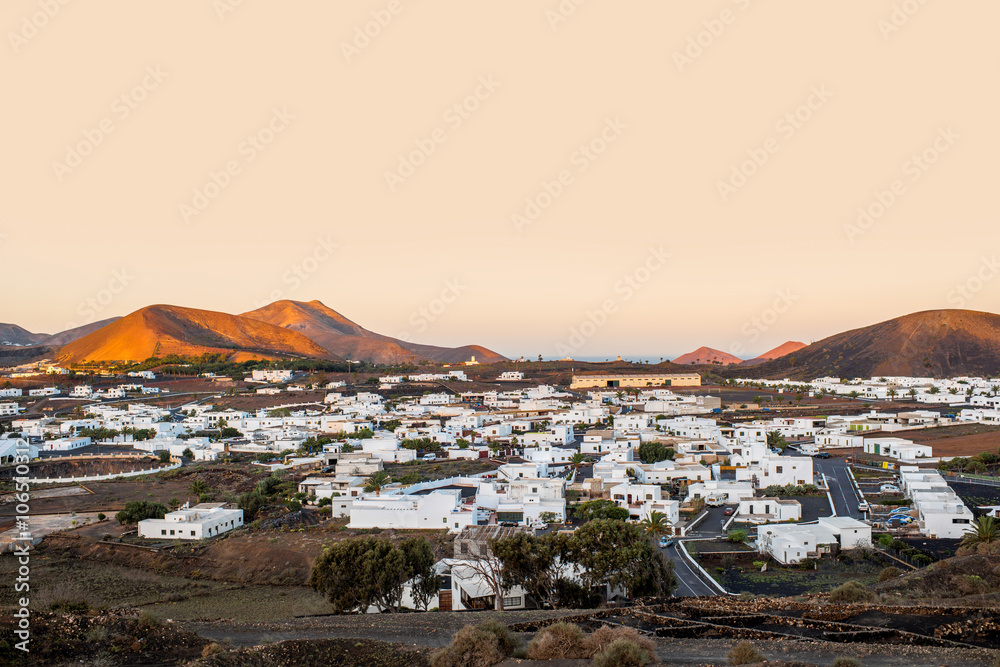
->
[569,452,586,480]
[908,388,917,400]
[188,479,209,497]
[639,511,670,543]
[961,516,1000,548]
[364,471,391,496]
[887,388,897,401]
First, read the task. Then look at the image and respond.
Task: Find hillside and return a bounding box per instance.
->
[241,299,506,365]
[56,305,334,364]
[729,310,1000,379]
[740,340,807,366]
[672,346,742,366]
[0,323,46,346]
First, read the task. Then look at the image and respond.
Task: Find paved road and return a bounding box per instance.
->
[814,456,862,519]
[664,542,718,597]
[687,506,732,537]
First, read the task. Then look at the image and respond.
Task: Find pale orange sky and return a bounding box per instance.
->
[2,1,997,359]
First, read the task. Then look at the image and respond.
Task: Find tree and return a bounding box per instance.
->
[637,441,674,464]
[116,501,167,525]
[310,537,406,612]
[766,431,788,450]
[381,419,402,432]
[492,531,575,610]
[400,537,439,611]
[575,499,629,523]
[908,388,917,400]
[569,452,587,479]
[188,479,209,497]
[365,470,392,496]
[157,450,171,463]
[887,388,897,401]
[568,519,676,599]
[639,511,671,543]
[961,516,1000,549]
[182,447,194,459]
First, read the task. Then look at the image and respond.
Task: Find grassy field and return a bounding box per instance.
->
[701,552,885,597]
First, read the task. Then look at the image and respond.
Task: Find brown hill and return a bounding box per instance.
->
[672,346,742,366]
[740,341,807,366]
[728,309,1000,380]
[240,300,506,365]
[56,305,334,364]
[0,318,122,347]
[0,323,47,346]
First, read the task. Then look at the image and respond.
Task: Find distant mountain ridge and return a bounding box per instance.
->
[240,299,507,365]
[672,346,742,366]
[0,319,119,347]
[56,305,332,364]
[740,341,806,366]
[728,310,1000,379]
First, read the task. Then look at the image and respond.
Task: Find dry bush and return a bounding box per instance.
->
[591,638,654,667]
[476,619,517,656]
[201,642,227,658]
[878,566,902,582]
[828,580,872,603]
[526,622,589,660]
[832,658,862,667]
[431,624,507,667]
[728,641,764,665]
[585,625,655,659]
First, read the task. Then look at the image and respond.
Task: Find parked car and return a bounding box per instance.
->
[890,507,912,514]
[880,484,901,493]
[529,520,546,530]
[421,453,437,461]
[659,537,675,548]
[857,500,870,512]
[722,507,735,516]
[814,452,831,459]
[888,515,913,527]
[499,521,518,527]
[706,496,726,507]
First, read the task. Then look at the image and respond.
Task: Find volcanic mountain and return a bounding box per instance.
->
[0,318,121,347]
[730,310,1000,379]
[56,305,333,364]
[240,299,506,365]
[740,341,807,366]
[672,346,743,366]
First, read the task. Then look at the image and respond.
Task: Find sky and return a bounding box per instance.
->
[2,1,998,360]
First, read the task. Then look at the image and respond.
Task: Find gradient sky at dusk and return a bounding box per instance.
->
[3,2,997,359]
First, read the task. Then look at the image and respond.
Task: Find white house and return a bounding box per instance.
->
[348,489,479,533]
[138,503,243,540]
[862,437,933,460]
[758,517,871,564]
[736,497,802,524]
[0,402,19,417]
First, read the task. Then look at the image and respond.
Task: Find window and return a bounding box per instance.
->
[775,466,783,474]
[170,530,175,535]
[502,596,522,607]
[191,531,196,536]
[161,530,166,536]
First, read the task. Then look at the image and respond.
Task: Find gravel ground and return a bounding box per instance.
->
[178,612,1000,666]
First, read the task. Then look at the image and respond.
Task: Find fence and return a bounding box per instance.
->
[942,471,1000,487]
[27,460,181,484]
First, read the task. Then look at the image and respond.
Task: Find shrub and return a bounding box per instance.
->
[591,638,654,667]
[728,641,764,665]
[97,513,106,522]
[431,624,507,667]
[751,560,765,569]
[878,566,902,582]
[828,580,872,603]
[201,643,226,658]
[727,529,748,543]
[585,626,655,661]
[832,658,862,667]
[526,622,588,660]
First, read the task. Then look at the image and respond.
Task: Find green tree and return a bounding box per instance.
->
[310,536,438,613]
[576,499,629,523]
[365,470,392,496]
[116,501,167,525]
[188,479,209,497]
[639,510,671,543]
[961,516,1000,549]
[568,519,676,598]
[637,441,674,464]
